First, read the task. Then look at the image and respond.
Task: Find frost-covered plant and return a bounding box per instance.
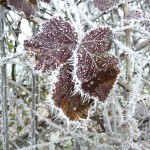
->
[24,17,119,120]
[0,0,150,149]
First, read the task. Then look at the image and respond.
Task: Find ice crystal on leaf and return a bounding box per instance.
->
[24,17,119,120]
[24,17,78,71]
[8,0,37,18]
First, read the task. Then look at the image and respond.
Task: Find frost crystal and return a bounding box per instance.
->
[127,10,144,20]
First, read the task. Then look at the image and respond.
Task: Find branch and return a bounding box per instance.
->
[7,79,32,96]
[0,53,23,65]
[117,79,132,92]
[0,6,9,150]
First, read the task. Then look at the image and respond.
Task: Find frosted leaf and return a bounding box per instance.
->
[77,27,113,82]
[127,10,150,20]
[24,17,78,71]
[76,28,119,101]
[80,27,113,54]
[0,0,7,5]
[24,19,119,103]
[140,20,150,33]
[8,0,37,18]
[93,0,121,13]
[82,64,119,101]
[77,53,119,101]
[127,10,150,33]
[127,10,144,20]
[128,10,150,32]
[53,64,93,121]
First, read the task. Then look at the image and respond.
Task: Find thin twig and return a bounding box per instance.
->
[117,79,132,92]
[2,10,20,45]
[0,52,24,65]
[7,79,32,96]
[0,16,22,40]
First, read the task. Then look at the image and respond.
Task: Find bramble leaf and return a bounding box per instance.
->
[81,61,120,101]
[24,18,120,118]
[93,0,122,13]
[8,0,37,18]
[53,64,93,121]
[76,27,113,82]
[76,27,119,101]
[140,20,150,33]
[127,10,150,33]
[24,17,78,71]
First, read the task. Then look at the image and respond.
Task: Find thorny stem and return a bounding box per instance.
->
[31,72,37,149]
[0,6,9,150]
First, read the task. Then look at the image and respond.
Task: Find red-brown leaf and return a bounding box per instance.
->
[8,0,37,18]
[24,17,78,71]
[53,64,93,120]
